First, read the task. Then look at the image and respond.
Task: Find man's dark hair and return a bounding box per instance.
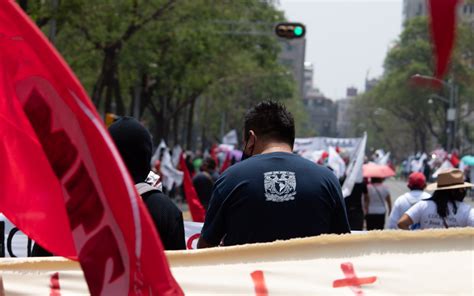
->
[430,188,466,218]
[202,157,216,171]
[244,101,295,147]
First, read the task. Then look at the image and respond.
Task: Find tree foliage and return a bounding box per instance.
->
[351,17,474,159]
[21,0,301,149]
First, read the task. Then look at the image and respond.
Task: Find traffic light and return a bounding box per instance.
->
[275,22,306,39]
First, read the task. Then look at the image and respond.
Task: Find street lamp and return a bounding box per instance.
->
[410,74,458,151]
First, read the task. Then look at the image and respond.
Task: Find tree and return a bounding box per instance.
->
[23,0,303,149]
[350,16,474,159]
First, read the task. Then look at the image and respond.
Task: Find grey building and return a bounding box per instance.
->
[303,88,337,137]
[403,0,474,27]
[278,38,306,98]
[336,87,358,138]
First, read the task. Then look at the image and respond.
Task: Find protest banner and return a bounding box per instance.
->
[0,228,472,295]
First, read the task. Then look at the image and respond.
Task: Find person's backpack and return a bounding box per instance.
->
[135,183,161,197]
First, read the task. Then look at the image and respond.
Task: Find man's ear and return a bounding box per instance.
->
[247,130,257,152]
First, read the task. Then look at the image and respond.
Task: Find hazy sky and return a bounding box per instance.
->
[278,0,403,99]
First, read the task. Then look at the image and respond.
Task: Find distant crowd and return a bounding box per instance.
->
[31,101,474,255]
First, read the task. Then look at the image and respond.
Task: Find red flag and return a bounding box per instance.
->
[0,1,182,295]
[210,144,219,166]
[179,154,206,222]
[428,0,460,79]
[220,151,232,174]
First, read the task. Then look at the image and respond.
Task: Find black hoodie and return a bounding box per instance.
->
[109,117,185,250]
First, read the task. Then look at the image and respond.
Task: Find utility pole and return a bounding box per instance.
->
[410,74,458,151]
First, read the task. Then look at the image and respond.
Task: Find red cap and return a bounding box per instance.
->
[408,172,426,189]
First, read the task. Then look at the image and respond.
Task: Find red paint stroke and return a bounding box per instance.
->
[332,262,377,296]
[186,233,201,250]
[250,270,268,296]
[50,272,61,296]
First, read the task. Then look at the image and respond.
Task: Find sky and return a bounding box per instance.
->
[278,0,403,99]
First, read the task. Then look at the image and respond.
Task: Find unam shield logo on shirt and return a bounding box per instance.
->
[264,171,297,202]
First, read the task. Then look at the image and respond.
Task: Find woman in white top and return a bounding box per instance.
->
[398,169,474,229]
[364,177,392,230]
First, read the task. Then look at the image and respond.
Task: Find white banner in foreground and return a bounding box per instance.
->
[0,228,472,295]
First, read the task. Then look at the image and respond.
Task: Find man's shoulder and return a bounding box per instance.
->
[142,191,182,215]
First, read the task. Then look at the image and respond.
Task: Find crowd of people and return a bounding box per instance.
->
[30,101,474,255]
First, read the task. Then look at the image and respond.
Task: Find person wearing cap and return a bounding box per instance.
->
[387,172,431,229]
[398,169,474,229]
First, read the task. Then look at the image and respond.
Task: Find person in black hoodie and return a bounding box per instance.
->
[109,117,185,250]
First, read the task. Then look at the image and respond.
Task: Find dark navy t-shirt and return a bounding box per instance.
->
[200,152,350,246]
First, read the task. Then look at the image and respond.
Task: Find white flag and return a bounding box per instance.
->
[378,152,391,165]
[327,146,346,179]
[341,133,367,197]
[160,149,184,191]
[172,145,182,168]
[151,139,168,167]
[222,129,238,145]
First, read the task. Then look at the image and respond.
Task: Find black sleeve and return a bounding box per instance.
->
[31,243,53,257]
[327,175,351,234]
[143,192,186,250]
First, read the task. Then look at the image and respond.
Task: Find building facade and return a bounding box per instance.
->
[301,62,337,137]
[336,87,358,138]
[403,0,474,27]
[278,38,306,98]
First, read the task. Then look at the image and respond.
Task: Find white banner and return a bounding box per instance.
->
[184,221,203,250]
[0,228,472,295]
[0,215,29,258]
[294,136,361,154]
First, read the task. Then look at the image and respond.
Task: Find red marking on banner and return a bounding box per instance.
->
[332,262,377,296]
[50,272,61,296]
[186,233,200,250]
[251,270,268,296]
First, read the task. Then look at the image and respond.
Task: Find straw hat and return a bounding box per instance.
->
[426,168,473,191]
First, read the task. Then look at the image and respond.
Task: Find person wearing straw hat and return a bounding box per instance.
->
[398,169,474,229]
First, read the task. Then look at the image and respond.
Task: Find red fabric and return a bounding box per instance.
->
[408,172,427,189]
[180,153,206,222]
[210,144,219,166]
[0,2,182,295]
[428,0,460,79]
[219,151,231,174]
[450,154,460,168]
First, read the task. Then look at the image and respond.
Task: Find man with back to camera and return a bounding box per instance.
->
[197,101,350,248]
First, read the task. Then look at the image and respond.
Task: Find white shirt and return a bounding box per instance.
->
[367,183,390,214]
[406,200,474,229]
[388,190,431,229]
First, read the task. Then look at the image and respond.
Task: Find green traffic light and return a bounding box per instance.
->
[294,26,303,36]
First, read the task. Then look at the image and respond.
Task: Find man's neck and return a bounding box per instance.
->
[259,143,293,155]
